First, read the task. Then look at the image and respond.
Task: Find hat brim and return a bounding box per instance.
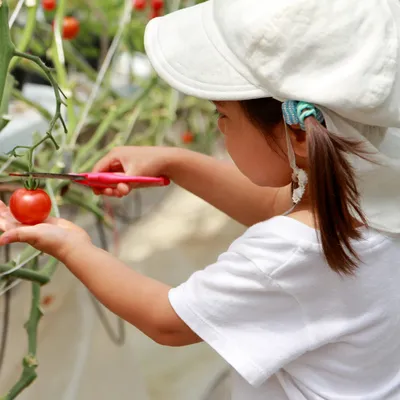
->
[144,1,270,101]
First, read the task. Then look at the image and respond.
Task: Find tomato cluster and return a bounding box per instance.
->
[133,0,164,19]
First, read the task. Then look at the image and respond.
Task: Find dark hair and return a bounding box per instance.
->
[240,98,373,275]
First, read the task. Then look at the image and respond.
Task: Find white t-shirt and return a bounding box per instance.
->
[169,216,400,399]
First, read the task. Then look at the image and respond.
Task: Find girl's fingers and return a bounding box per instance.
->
[116,183,130,196]
[92,184,131,198]
[0,226,36,246]
[0,229,17,245]
[112,188,123,197]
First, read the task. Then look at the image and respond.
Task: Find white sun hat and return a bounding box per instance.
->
[144,0,400,234]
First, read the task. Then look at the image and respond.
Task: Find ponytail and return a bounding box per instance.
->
[305,117,370,275]
[240,98,375,275]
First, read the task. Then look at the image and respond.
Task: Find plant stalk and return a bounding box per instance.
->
[0,1,16,117]
[2,259,42,399]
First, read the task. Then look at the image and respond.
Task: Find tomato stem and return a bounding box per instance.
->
[38,257,59,280]
[13,50,68,139]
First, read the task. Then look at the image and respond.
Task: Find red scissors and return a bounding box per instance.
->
[9,172,170,189]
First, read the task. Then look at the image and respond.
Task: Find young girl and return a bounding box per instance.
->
[2,0,400,398]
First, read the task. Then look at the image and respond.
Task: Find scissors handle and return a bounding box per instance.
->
[77,173,170,188]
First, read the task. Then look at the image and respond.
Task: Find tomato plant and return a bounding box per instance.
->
[42,0,56,11]
[9,189,52,225]
[0,1,219,398]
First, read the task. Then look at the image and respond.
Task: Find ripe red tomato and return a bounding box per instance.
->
[42,0,56,11]
[134,0,146,10]
[9,189,52,225]
[151,0,164,11]
[60,17,80,40]
[182,131,195,144]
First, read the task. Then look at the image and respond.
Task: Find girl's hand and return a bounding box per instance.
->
[0,201,91,260]
[92,146,180,197]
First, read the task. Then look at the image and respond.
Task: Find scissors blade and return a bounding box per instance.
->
[9,172,86,181]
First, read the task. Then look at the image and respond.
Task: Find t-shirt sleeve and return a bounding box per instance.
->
[168,248,314,387]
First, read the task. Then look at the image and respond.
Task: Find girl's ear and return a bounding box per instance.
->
[288,124,308,158]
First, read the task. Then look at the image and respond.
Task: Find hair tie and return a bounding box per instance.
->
[282,100,324,130]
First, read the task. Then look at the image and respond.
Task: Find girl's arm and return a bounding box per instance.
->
[0,203,197,346]
[94,147,292,227]
[62,242,201,346]
[165,149,292,227]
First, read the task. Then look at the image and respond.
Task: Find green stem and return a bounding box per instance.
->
[9,1,39,71]
[10,134,51,177]
[51,0,77,133]
[0,1,16,116]
[39,257,58,279]
[13,50,67,139]
[0,74,14,131]
[0,264,49,285]
[3,259,42,399]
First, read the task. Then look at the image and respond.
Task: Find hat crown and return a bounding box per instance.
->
[213,0,398,126]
